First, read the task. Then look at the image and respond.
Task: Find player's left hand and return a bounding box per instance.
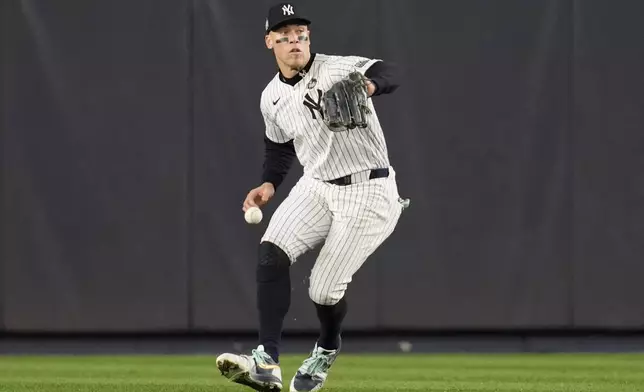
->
[321,71,372,131]
[365,79,377,97]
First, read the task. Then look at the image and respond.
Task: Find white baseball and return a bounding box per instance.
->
[244,206,263,224]
[398,341,413,353]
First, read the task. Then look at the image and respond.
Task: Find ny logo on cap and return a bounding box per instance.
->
[282,4,294,16]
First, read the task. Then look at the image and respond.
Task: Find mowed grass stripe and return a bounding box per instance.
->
[1,354,643,392]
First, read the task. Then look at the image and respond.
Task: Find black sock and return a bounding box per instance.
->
[314,297,347,350]
[256,242,291,363]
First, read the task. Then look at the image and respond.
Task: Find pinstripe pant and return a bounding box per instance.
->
[261,167,403,306]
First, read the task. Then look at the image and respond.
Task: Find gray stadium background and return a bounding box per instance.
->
[1,0,644,343]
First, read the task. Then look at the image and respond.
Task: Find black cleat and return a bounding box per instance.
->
[289,339,341,391]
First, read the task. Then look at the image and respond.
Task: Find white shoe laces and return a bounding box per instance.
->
[299,349,334,376]
[251,348,273,365]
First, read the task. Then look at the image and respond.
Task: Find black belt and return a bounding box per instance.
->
[326,168,389,186]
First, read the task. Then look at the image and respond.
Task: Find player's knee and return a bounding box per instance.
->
[257,241,291,283]
[308,286,344,306]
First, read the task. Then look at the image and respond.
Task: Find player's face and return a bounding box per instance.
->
[266,24,311,71]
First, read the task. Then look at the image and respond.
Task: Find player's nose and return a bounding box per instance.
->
[286,31,301,43]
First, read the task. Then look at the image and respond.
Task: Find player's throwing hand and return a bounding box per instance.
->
[243,182,275,212]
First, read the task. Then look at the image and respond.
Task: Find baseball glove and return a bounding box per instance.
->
[321,71,372,131]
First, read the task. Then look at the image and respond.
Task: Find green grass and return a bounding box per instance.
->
[1,353,644,391]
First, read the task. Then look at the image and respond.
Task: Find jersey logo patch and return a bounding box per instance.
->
[303,89,324,120]
[307,78,317,89]
[354,59,369,68]
[272,97,281,105]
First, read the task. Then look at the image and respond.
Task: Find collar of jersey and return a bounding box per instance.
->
[278,53,316,86]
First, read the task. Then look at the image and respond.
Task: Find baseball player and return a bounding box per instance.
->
[216,3,407,391]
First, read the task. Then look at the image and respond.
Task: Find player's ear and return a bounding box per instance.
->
[265,34,273,50]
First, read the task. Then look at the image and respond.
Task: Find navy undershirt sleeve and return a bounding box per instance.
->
[261,135,296,190]
[364,61,401,96]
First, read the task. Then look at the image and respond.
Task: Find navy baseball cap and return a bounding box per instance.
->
[265,3,311,34]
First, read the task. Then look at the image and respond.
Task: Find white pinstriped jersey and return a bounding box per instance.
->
[260,53,391,181]
[259,54,406,305]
